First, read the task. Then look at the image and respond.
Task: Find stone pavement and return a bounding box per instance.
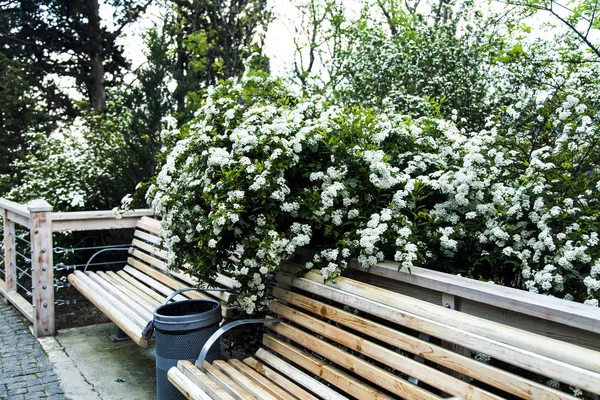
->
[0,301,67,400]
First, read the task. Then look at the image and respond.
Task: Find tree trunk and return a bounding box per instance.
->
[87,0,107,112]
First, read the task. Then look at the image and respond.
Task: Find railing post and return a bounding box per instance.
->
[28,200,54,336]
[3,209,17,303]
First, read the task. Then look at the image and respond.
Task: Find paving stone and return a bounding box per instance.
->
[8,387,28,395]
[0,302,66,399]
[6,381,27,390]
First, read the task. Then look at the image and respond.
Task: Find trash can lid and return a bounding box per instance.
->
[153,299,222,332]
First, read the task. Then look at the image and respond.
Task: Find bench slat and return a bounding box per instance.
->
[133,229,162,245]
[68,272,148,347]
[265,323,438,400]
[305,269,600,374]
[123,265,188,302]
[228,359,299,400]
[130,247,168,271]
[131,249,237,304]
[132,238,168,261]
[177,360,236,400]
[97,271,159,312]
[103,271,161,309]
[270,300,502,400]
[202,361,256,400]
[168,366,213,400]
[137,216,160,235]
[262,335,397,400]
[213,360,279,400]
[116,270,167,303]
[273,288,574,400]
[242,357,319,400]
[75,271,149,328]
[254,348,347,400]
[277,270,600,395]
[86,272,154,321]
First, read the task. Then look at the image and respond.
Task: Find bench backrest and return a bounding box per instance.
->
[270,265,600,400]
[127,217,237,317]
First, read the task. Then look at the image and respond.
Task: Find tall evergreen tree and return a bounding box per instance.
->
[0,0,152,113]
[166,0,271,120]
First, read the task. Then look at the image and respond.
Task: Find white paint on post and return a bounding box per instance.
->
[29,199,55,337]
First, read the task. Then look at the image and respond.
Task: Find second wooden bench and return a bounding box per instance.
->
[68,216,236,347]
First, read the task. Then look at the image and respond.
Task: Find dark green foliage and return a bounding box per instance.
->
[124,27,174,183]
[167,0,271,121]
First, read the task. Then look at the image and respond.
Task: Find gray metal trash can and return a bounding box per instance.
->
[143,288,223,400]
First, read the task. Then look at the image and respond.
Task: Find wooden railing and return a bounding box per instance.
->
[345,261,600,352]
[0,198,154,337]
[293,249,600,353]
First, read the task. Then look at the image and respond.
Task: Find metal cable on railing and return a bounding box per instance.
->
[15,235,30,245]
[55,299,76,306]
[16,265,31,279]
[53,243,131,254]
[15,250,31,263]
[16,281,32,297]
[54,260,126,272]
[54,281,71,290]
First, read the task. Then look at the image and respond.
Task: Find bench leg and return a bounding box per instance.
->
[108,326,131,342]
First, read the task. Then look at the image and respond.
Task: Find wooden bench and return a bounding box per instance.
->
[67,216,236,348]
[168,263,600,400]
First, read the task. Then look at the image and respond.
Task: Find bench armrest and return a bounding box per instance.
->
[83,247,132,272]
[162,287,230,305]
[195,318,283,370]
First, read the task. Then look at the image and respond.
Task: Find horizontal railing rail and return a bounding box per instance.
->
[52,209,155,232]
[293,248,600,352]
[345,261,600,351]
[0,198,31,218]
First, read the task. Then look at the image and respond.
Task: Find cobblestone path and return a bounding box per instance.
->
[0,301,67,400]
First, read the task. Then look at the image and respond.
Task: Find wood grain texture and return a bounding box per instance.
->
[0,198,31,217]
[52,209,154,221]
[213,360,279,400]
[51,218,140,232]
[178,360,236,400]
[228,359,297,400]
[202,361,255,400]
[137,216,161,235]
[263,334,401,400]
[255,347,348,400]
[270,300,502,400]
[87,272,154,319]
[6,210,30,228]
[29,204,54,336]
[68,272,147,347]
[3,210,17,295]
[277,270,600,394]
[102,271,160,309]
[272,287,577,400]
[242,357,319,400]
[348,261,600,335]
[168,367,214,400]
[0,279,33,322]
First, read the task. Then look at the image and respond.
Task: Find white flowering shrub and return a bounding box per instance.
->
[8,104,133,211]
[149,60,600,312]
[335,6,495,128]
